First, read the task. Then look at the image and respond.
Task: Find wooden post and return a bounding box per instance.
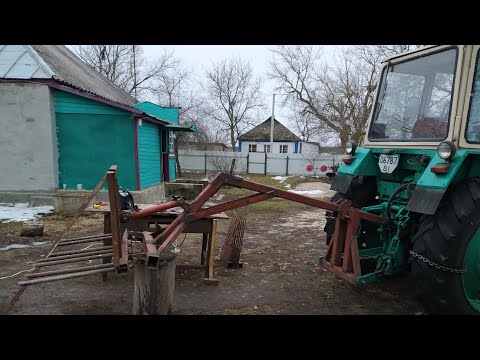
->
[203,219,219,285]
[246,154,250,174]
[286,156,289,176]
[133,253,177,315]
[204,152,207,174]
[201,233,208,265]
[102,213,112,282]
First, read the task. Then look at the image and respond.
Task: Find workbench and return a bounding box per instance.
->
[87,203,228,282]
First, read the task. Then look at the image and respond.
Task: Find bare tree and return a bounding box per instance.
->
[151,63,206,177]
[203,57,264,151]
[73,45,176,99]
[289,102,336,144]
[269,45,423,148]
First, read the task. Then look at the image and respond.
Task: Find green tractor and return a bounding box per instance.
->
[322,45,480,314]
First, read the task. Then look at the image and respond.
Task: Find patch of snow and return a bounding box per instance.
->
[0,203,54,223]
[271,176,291,183]
[287,189,324,196]
[0,241,48,252]
[284,184,292,189]
[32,241,48,246]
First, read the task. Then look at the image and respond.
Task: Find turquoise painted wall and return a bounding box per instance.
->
[169,157,176,180]
[54,90,137,190]
[137,121,162,188]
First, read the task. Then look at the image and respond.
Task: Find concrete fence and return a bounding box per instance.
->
[178,150,343,176]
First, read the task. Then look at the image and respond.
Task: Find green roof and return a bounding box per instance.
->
[132,102,179,124]
[238,117,301,142]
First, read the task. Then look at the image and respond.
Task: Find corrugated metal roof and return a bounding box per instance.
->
[0,45,53,78]
[0,45,137,106]
[238,117,301,142]
[30,45,137,105]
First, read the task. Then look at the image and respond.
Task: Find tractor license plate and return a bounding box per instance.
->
[378,154,399,173]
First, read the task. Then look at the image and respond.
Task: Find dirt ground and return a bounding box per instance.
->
[0,175,425,315]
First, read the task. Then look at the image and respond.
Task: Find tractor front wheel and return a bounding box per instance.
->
[411,179,480,314]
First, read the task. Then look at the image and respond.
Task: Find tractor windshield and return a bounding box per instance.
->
[368,47,457,142]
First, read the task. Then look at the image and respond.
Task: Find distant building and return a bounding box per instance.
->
[179,142,228,151]
[238,117,319,154]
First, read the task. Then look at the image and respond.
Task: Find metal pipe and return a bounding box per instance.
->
[33,253,113,267]
[49,246,113,257]
[130,200,181,219]
[57,236,112,246]
[59,233,112,242]
[270,93,275,150]
[26,263,115,278]
[37,249,114,262]
[17,267,117,286]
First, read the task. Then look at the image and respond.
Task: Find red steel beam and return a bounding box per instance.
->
[107,168,122,267]
[189,174,227,212]
[222,174,339,212]
[355,208,388,224]
[186,191,276,222]
[156,221,187,255]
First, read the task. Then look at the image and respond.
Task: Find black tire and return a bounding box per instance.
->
[411,179,480,314]
[324,192,347,245]
[323,176,377,245]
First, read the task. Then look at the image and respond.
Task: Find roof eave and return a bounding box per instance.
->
[0,78,169,125]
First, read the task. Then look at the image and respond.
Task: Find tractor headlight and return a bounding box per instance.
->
[346,140,357,155]
[437,141,456,161]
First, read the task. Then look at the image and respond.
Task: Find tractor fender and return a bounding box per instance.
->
[406,150,469,215]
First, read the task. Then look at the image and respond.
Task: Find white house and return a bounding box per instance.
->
[238,117,319,154]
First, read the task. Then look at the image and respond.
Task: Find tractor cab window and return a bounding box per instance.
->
[369,48,457,142]
[466,52,480,143]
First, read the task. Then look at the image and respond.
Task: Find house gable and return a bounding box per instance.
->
[238,117,301,142]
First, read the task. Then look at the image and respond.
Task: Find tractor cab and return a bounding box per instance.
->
[326,45,480,314]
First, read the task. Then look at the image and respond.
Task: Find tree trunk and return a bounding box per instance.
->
[230,128,236,152]
[339,132,350,151]
[132,254,177,315]
[20,221,44,237]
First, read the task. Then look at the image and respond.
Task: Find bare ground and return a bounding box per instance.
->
[0,178,424,315]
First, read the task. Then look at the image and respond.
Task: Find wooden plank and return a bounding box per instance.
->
[201,233,208,265]
[207,219,217,279]
[350,235,362,278]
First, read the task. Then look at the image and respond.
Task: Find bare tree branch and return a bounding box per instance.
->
[203,57,265,151]
[269,45,423,148]
[73,45,176,100]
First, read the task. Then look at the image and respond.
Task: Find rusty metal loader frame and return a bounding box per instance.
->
[149,172,388,285]
[3,166,388,314]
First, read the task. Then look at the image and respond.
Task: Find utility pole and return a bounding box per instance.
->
[133,45,137,99]
[270,93,275,153]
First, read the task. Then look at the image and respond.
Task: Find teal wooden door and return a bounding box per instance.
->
[137,121,161,188]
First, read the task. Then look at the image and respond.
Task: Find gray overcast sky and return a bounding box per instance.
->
[143,45,339,125]
[143,45,287,119]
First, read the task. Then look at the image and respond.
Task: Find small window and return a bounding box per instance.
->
[249,144,257,152]
[169,132,175,154]
[264,144,271,153]
[280,145,288,153]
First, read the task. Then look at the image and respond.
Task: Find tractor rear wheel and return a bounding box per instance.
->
[411,179,480,314]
